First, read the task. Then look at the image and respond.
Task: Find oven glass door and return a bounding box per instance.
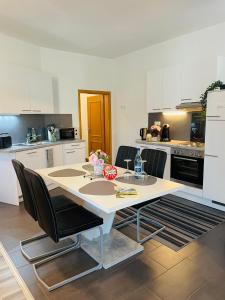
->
[171,154,204,186]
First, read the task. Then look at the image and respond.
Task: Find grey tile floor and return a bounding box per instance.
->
[1,192,225,300]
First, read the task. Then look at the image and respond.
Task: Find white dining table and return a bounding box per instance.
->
[36,162,184,269]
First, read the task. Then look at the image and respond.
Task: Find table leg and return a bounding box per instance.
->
[81,202,144,269]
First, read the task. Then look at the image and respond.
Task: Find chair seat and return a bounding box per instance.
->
[56,206,103,239]
[51,195,78,212]
[133,198,159,209]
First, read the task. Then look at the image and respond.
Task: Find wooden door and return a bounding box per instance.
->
[87,95,105,153]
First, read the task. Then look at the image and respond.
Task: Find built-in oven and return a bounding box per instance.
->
[171,148,204,189]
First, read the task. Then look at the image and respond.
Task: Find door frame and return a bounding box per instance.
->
[78,89,112,161]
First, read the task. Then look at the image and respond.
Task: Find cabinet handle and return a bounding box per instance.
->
[205,154,218,158]
[32,110,42,112]
[71,144,80,147]
[206,115,221,118]
[26,151,37,155]
[66,151,76,154]
[152,108,161,111]
[21,109,31,112]
[181,98,192,102]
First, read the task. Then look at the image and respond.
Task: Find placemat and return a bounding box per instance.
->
[82,164,94,172]
[79,181,117,195]
[115,175,157,186]
[48,169,86,177]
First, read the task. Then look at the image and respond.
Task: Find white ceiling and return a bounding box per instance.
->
[0,0,225,58]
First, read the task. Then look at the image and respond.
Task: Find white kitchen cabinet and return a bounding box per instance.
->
[28,69,54,114]
[180,59,216,103]
[203,156,225,204]
[16,148,46,171]
[162,65,181,110]
[16,148,46,196]
[147,69,163,112]
[206,91,225,119]
[0,63,54,114]
[147,65,181,112]
[62,142,86,165]
[146,57,225,113]
[0,64,30,114]
[44,145,63,167]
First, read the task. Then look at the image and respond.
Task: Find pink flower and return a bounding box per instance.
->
[89,153,98,165]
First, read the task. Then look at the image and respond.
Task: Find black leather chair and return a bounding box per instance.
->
[115,146,138,170]
[23,168,103,292]
[12,159,78,262]
[114,149,167,243]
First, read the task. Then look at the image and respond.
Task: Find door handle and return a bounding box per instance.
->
[26,151,37,155]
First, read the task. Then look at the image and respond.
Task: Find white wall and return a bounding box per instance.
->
[114,22,225,149]
[0,33,41,68]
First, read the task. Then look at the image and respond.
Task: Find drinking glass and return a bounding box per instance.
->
[123,159,132,177]
[140,160,147,177]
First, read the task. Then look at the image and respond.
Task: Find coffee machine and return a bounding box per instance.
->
[161,124,170,142]
[140,128,148,140]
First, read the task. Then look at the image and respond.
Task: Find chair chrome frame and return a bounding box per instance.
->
[114,200,165,244]
[33,226,104,292]
[20,233,77,262]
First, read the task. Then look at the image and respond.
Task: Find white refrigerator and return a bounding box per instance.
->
[203,90,225,204]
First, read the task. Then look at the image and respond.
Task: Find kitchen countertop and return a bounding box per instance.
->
[136,139,205,151]
[0,139,85,153]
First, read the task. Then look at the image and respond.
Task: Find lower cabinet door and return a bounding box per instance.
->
[16,149,46,196]
[203,156,225,204]
[63,148,85,165]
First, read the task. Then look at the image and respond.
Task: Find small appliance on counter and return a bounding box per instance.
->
[59,128,75,140]
[160,124,170,142]
[140,128,148,140]
[0,133,12,149]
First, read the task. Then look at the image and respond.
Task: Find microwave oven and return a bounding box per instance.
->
[59,128,75,140]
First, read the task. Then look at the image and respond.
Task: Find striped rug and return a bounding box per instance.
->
[0,243,34,300]
[116,194,225,251]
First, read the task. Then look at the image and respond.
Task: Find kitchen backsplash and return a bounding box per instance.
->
[148,112,192,141]
[0,114,73,143]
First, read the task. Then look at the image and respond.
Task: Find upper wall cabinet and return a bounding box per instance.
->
[180,59,216,103]
[147,57,225,113]
[28,69,54,114]
[0,64,30,114]
[0,64,54,114]
[147,65,181,113]
[147,68,163,112]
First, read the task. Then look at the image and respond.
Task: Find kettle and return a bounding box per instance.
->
[140,128,148,140]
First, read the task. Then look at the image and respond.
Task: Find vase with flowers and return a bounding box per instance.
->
[89,149,109,176]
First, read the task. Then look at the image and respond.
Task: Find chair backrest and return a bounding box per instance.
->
[115,146,138,170]
[23,168,58,242]
[141,149,167,178]
[11,159,37,221]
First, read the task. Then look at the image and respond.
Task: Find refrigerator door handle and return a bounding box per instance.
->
[205,154,218,158]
